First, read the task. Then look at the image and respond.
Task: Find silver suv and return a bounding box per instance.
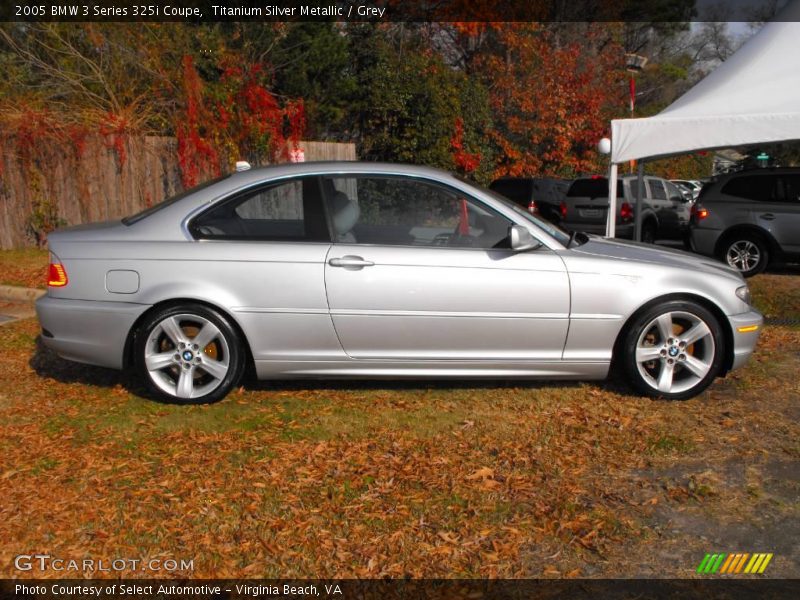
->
[561,175,691,244]
[690,168,800,276]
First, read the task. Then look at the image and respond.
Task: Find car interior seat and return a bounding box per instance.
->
[330,191,360,243]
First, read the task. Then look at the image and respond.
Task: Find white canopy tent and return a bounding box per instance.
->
[606,0,800,237]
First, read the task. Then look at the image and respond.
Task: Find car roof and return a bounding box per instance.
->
[226,161,460,183]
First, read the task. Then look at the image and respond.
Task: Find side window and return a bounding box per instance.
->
[628,179,645,200]
[321,176,513,249]
[781,175,800,203]
[649,179,667,200]
[721,175,782,202]
[191,177,329,241]
[665,181,684,202]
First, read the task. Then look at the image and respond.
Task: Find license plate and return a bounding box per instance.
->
[580,209,602,218]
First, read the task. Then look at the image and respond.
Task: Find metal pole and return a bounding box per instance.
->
[606,163,618,238]
[634,161,645,241]
[629,75,636,174]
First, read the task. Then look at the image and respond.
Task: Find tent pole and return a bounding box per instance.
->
[606,163,618,237]
[634,161,645,241]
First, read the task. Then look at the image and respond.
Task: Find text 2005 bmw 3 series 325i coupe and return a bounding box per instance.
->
[36,162,763,404]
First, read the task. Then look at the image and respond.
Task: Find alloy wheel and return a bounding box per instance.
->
[725,240,761,273]
[143,313,231,400]
[634,310,716,395]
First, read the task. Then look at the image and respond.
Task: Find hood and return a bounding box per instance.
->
[573,235,743,281]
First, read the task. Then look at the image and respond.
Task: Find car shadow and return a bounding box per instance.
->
[30,335,597,399]
[29,335,149,396]
[765,263,800,276]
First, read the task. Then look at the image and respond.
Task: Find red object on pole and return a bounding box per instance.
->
[459,198,470,235]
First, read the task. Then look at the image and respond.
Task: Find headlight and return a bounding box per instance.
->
[736,285,752,305]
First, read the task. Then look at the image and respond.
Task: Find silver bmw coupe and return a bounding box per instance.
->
[36,162,763,404]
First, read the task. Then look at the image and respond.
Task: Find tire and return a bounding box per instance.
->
[134,303,245,404]
[621,300,725,400]
[719,233,768,277]
[641,220,657,245]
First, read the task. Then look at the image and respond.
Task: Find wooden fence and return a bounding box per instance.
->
[0,137,356,249]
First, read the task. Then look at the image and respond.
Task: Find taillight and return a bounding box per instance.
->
[691,204,709,221]
[620,202,634,222]
[48,262,68,287]
[527,200,539,215]
[560,201,567,219]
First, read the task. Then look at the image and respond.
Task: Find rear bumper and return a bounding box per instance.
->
[690,227,721,257]
[35,296,150,369]
[728,309,764,371]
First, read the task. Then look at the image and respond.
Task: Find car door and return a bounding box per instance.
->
[776,175,800,254]
[664,180,690,238]
[189,176,344,363]
[646,178,671,236]
[321,174,570,361]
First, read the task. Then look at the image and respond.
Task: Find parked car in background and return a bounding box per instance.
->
[36,162,761,404]
[489,177,570,225]
[672,179,704,200]
[561,175,691,244]
[690,168,800,276]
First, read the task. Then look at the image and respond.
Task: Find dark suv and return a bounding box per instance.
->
[489,177,570,224]
[560,175,691,244]
[690,168,800,276]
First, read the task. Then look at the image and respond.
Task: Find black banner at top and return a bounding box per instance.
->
[0,0,796,23]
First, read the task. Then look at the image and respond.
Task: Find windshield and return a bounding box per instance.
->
[122,175,230,225]
[478,184,572,246]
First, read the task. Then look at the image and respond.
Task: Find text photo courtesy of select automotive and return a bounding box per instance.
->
[1,0,799,594]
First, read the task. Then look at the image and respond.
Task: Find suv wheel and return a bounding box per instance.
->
[641,221,657,244]
[719,234,768,277]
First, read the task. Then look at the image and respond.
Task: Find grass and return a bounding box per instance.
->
[0,248,48,288]
[1,311,798,578]
[749,266,800,321]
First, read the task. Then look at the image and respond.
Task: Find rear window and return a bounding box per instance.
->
[122,175,230,225]
[489,179,531,204]
[567,178,623,198]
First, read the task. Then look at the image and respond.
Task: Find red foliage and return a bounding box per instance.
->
[177,55,220,188]
[176,55,306,187]
[99,112,130,167]
[471,24,627,178]
[450,118,481,174]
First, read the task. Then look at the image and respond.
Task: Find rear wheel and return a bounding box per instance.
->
[719,234,768,277]
[135,304,245,404]
[622,300,725,400]
[641,220,657,244]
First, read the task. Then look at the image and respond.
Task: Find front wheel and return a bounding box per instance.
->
[622,300,725,400]
[134,304,245,404]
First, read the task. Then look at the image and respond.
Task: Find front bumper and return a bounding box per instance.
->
[35,296,150,369]
[728,309,764,371]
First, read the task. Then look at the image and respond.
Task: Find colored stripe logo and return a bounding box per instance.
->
[697,552,773,574]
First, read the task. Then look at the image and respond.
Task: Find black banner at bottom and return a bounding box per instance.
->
[2,579,799,600]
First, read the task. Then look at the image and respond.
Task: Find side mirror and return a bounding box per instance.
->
[509,225,542,251]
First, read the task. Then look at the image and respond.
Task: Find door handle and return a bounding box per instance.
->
[328,255,375,268]
[758,213,775,221]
